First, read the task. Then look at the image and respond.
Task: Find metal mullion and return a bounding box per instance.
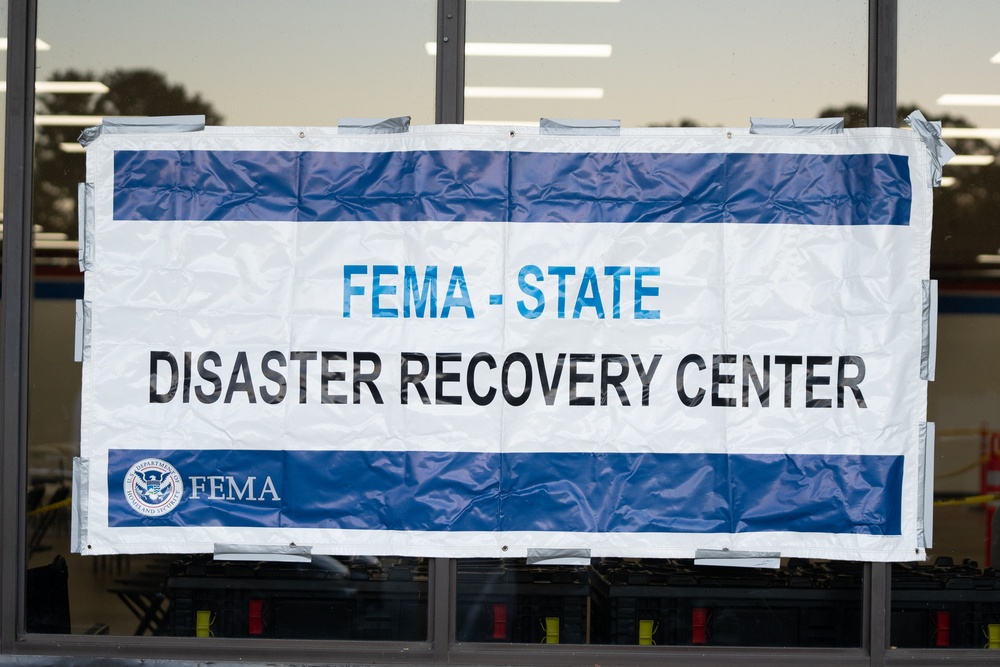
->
[431,558,452,661]
[432,0,462,660]
[1,0,37,651]
[868,0,897,128]
[434,0,465,124]
[867,2,896,665]
[865,562,890,667]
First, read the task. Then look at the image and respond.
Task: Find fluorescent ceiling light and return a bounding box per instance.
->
[937,94,1000,107]
[0,38,51,51]
[947,154,995,166]
[939,176,956,187]
[0,81,109,94]
[466,86,603,99]
[941,128,1000,140]
[991,51,1000,64]
[35,114,104,126]
[425,42,611,57]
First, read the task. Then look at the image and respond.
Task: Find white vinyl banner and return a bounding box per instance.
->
[75,124,933,561]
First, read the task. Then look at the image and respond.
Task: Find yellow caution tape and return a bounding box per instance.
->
[934,493,1000,507]
[27,496,72,517]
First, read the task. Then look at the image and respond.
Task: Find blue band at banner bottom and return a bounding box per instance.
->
[107,449,903,536]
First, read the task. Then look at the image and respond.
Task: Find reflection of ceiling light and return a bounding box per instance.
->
[466,86,603,99]
[0,224,79,250]
[941,128,1000,140]
[0,81,108,94]
[59,142,86,153]
[937,94,1000,106]
[35,115,103,126]
[425,42,611,57]
[991,52,1000,64]
[36,81,108,93]
[947,155,995,166]
[0,38,50,51]
[977,253,1000,264]
[939,176,956,187]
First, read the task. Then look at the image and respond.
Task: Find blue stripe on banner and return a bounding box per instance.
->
[113,150,912,225]
[107,449,903,535]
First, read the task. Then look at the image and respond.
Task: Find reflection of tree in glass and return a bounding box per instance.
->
[34,69,225,237]
[820,104,1000,269]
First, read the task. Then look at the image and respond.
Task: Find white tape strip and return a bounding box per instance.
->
[921,279,938,381]
[214,543,313,563]
[77,182,94,271]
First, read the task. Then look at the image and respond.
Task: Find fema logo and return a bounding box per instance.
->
[123,458,183,516]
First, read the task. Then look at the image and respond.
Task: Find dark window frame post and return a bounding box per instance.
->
[1,0,37,650]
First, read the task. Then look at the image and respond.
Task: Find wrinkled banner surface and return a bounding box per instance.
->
[74,125,933,561]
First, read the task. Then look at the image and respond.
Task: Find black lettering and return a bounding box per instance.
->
[676,354,706,407]
[502,352,532,406]
[224,351,257,403]
[536,353,566,406]
[149,351,178,403]
[467,353,497,406]
[400,353,431,405]
[774,355,802,408]
[838,356,867,408]
[742,355,770,407]
[632,354,661,407]
[260,351,287,404]
[712,354,737,407]
[320,351,346,404]
[600,354,630,406]
[195,351,222,404]
[569,353,595,406]
[435,352,462,405]
[806,356,832,408]
[354,351,384,404]
[290,351,317,403]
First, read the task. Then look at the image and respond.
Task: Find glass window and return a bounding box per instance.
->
[897,0,1000,651]
[457,558,863,647]
[465,0,868,127]
[26,0,435,638]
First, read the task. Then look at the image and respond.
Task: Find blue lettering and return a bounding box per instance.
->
[573,266,605,319]
[517,265,544,319]
[547,266,575,319]
[372,265,398,318]
[441,266,474,318]
[403,266,438,318]
[634,267,660,319]
[604,266,630,319]
[343,265,367,317]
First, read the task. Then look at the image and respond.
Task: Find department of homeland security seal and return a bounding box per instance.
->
[123,458,183,516]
